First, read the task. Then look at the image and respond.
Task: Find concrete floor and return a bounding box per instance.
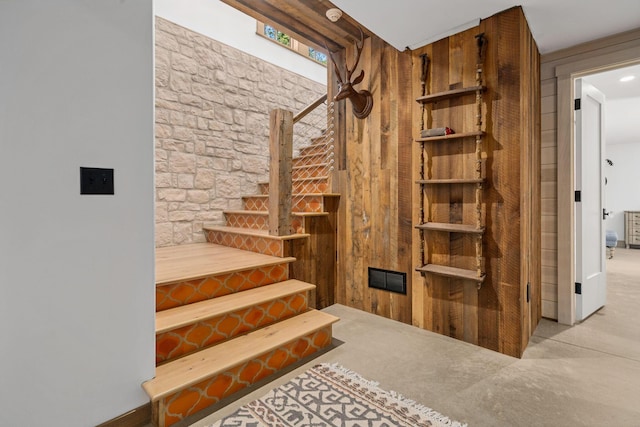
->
[181,248,640,427]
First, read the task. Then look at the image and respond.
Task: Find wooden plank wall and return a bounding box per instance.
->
[330,33,414,324]
[539,28,640,322]
[410,7,540,357]
[329,7,540,356]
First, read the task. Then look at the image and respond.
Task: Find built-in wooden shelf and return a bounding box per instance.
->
[415,131,485,142]
[415,222,484,234]
[416,264,485,283]
[416,86,486,104]
[417,178,484,185]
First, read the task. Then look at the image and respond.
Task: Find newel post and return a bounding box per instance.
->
[268,109,293,236]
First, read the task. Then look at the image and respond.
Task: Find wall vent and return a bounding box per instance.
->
[368,267,407,295]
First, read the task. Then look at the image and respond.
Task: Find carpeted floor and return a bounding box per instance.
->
[167,248,640,427]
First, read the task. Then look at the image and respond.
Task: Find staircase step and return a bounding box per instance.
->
[156,243,294,311]
[223,210,269,231]
[156,279,315,364]
[293,151,332,167]
[299,142,333,156]
[292,162,333,180]
[224,210,328,234]
[242,193,339,213]
[204,225,308,257]
[259,177,330,195]
[143,309,339,427]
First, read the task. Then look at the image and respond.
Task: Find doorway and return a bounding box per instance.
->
[574,64,640,323]
[552,32,640,325]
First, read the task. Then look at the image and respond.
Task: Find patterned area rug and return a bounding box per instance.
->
[208,363,466,427]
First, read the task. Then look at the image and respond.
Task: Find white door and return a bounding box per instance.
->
[575,79,607,322]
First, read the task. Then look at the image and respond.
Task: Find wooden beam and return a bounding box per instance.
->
[221,0,344,51]
[269,109,294,236]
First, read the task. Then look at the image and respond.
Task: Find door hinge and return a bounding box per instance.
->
[575,282,582,295]
[575,190,581,202]
[526,282,530,303]
[574,98,581,110]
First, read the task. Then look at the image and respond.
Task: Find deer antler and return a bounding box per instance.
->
[345,27,364,81]
[325,43,344,85]
[325,27,373,119]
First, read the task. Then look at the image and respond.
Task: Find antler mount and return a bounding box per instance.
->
[328,29,373,120]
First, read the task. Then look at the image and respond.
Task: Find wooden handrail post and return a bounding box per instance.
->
[269,109,293,236]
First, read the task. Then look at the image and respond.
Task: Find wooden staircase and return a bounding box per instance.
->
[143,131,339,427]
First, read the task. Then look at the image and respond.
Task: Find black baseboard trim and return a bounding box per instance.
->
[96,403,151,427]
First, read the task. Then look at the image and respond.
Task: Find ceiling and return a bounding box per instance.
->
[584,64,640,100]
[330,0,640,54]
[583,64,640,145]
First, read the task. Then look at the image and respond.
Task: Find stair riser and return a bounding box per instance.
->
[153,326,333,427]
[156,263,290,311]
[224,212,305,233]
[294,153,331,167]
[299,143,332,156]
[156,293,308,364]
[293,164,332,180]
[205,229,286,257]
[259,179,330,196]
[224,212,267,230]
[243,195,327,213]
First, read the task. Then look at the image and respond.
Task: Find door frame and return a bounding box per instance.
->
[555,45,640,325]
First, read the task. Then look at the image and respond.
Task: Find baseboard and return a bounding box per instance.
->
[96,403,151,427]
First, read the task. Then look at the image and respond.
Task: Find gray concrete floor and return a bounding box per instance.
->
[182,248,640,427]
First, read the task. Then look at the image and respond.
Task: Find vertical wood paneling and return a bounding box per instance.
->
[333,33,413,323]
[411,7,540,357]
[331,6,540,357]
[476,12,500,352]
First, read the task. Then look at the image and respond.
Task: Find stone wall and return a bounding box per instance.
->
[155,17,327,247]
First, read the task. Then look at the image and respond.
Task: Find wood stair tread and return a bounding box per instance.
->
[143,309,339,401]
[156,243,295,286]
[417,264,486,283]
[242,193,340,198]
[224,210,329,217]
[203,225,310,240]
[292,162,332,170]
[259,176,329,185]
[295,152,329,160]
[156,279,315,334]
[416,222,485,234]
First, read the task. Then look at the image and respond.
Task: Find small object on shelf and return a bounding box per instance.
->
[420,127,454,138]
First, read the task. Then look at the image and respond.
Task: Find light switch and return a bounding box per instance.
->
[80,167,114,195]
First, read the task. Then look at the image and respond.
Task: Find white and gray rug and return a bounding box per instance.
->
[208,363,466,427]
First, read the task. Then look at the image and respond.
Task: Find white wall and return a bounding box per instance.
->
[603,97,640,241]
[605,142,640,241]
[154,0,327,84]
[0,1,155,426]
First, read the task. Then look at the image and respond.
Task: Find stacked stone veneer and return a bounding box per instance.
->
[155,17,326,247]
